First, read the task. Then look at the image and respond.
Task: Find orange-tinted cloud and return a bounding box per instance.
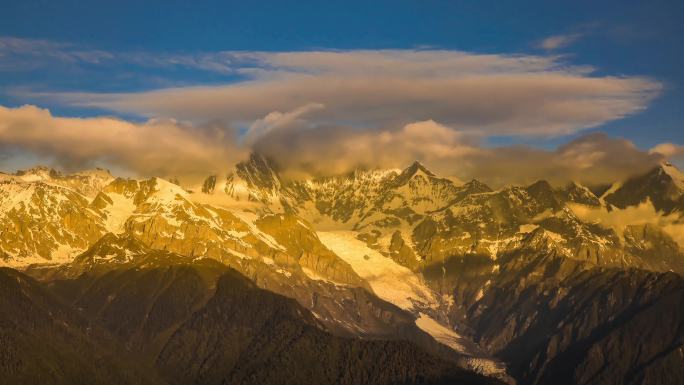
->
[251,115,664,187]
[0,103,672,188]
[0,104,244,182]
[650,142,684,159]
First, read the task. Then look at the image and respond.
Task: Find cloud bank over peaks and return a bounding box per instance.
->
[0,103,675,188]
[0,104,245,182]
[251,118,665,187]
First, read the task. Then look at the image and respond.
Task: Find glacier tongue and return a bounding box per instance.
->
[317,230,507,376]
[316,230,437,311]
[415,313,468,353]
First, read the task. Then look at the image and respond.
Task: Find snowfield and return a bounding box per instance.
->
[415,313,468,353]
[317,230,507,377]
[317,231,437,311]
[102,192,137,233]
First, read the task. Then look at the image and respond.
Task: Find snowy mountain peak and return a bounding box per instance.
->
[14,165,60,182]
[461,179,492,193]
[202,175,218,194]
[235,152,282,191]
[351,168,400,182]
[150,176,188,198]
[2,166,115,198]
[600,162,684,214]
[407,160,435,177]
[72,167,113,179]
[391,160,437,187]
[560,181,600,206]
[660,162,684,191]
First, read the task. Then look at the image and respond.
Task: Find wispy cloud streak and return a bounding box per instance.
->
[538,33,584,50]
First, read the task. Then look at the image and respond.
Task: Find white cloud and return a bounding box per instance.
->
[538,33,584,51]
[0,36,237,73]
[0,41,670,186]
[244,103,324,144]
[38,49,661,138]
[569,201,684,247]
[649,142,684,158]
[0,36,113,70]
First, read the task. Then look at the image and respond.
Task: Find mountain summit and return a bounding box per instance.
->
[604,162,684,213]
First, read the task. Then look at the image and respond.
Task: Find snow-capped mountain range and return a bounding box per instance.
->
[2,155,684,382]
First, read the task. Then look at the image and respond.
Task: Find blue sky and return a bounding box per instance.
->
[0,0,683,183]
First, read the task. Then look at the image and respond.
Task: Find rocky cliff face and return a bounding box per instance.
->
[604,162,684,214]
[461,239,684,385]
[0,179,105,265]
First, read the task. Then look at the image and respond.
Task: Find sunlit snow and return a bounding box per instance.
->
[317,230,436,310]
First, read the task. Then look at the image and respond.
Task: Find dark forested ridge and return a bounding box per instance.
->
[0,265,503,385]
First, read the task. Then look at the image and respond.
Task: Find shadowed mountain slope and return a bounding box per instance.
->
[2,264,505,385]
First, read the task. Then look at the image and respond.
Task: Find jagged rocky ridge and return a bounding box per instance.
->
[1,156,683,384]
